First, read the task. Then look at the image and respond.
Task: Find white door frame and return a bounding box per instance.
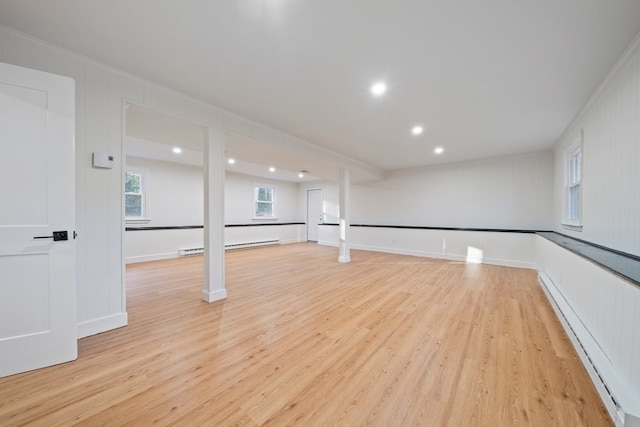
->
[306,188,323,242]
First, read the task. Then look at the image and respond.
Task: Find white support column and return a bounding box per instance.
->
[338,168,351,263]
[202,125,227,302]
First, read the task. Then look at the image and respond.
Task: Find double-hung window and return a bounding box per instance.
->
[565,137,582,227]
[254,183,276,219]
[125,166,149,222]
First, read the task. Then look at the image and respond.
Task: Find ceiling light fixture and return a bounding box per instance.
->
[370,82,387,96]
[269,167,275,172]
[172,147,182,154]
[228,158,236,164]
[298,173,304,178]
[411,126,423,135]
[434,147,444,154]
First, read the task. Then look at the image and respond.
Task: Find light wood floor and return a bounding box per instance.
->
[0,243,611,426]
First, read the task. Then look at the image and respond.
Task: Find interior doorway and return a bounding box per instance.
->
[122,102,208,298]
[307,189,322,242]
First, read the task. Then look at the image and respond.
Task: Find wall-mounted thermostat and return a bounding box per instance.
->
[93,152,114,169]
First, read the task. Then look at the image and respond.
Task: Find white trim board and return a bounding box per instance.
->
[77,313,128,339]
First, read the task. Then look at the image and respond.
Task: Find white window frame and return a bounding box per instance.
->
[564,134,583,229]
[125,165,150,223]
[253,183,277,220]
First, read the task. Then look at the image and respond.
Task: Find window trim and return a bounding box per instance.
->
[253,183,277,220]
[125,165,150,223]
[563,134,583,229]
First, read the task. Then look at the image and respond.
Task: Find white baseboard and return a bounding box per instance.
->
[482,257,537,270]
[125,252,179,264]
[77,312,128,339]
[201,288,227,303]
[538,272,639,427]
[280,238,304,245]
[318,240,339,247]
[350,243,537,269]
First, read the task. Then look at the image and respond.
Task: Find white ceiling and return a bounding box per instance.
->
[125,103,331,181]
[2,1,639,174]
[126,104,206,152]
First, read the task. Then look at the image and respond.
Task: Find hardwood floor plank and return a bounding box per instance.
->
[0,243,612,426]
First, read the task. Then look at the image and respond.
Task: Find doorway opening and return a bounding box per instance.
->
[123,102,208,302]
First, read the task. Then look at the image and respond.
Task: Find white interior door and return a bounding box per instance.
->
[306,189,322,242]
[0,62,76,377]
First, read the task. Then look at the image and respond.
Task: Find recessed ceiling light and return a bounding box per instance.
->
[269,167,275,172]
[434,147,444,155]
[228,158,236,164]
[172,147,182,154]
[411,126,423,135]
[298,173,304,178]
[370,82,387,96]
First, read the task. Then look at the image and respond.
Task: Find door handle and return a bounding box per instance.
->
[33,231,68,241]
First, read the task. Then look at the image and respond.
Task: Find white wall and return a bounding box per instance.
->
[226,171,301,224]
[126,156,203,226]
[353,152,553,229]
[303,152,553,231]
[126,228,204,264]
[225,224,305,247]
[124,162,304,262]
[306,152,551,269]
[124,156,203,263]
[123,160,301,227]
[319,225,537,269]
[553,34,640,257]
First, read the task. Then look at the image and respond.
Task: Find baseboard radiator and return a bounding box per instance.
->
[178,240,280,256]
[225,239,279,251]
[538,272,640,427]
[179,247,204,257]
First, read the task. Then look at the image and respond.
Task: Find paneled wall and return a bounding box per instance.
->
[553,34,640,256]
[537,237,640,423]
[3,28,144,337]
